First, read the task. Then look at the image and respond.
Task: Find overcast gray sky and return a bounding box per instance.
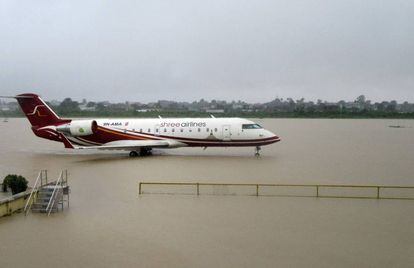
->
[1,0,413,103]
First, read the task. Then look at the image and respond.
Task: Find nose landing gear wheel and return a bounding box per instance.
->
[255,146,261,157]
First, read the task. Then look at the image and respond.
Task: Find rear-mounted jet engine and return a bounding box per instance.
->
[56,120,98,137]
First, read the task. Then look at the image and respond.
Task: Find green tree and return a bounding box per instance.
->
[356,95,366,104]
[59,98,80,114]
[2,175,28,195]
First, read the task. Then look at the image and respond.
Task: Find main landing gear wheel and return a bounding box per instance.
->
[255,146,261,157]
[129,151,139,157]
[139,148,152,157]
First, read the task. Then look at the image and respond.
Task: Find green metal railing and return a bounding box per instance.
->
[138,182,414,200]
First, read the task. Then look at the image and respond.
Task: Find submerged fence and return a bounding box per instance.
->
[138,182,414,200]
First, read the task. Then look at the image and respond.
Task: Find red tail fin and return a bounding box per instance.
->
[16,93,65,127]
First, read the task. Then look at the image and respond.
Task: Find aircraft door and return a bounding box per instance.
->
[222,125,231,141]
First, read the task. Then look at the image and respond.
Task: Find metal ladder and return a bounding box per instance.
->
[24,170,70,216]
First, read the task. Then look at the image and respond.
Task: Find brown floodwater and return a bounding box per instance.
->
[0,118,413,267]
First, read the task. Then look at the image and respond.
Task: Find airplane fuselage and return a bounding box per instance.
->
[65,117,280,147]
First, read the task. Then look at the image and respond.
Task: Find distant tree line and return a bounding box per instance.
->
[1,95,414,118]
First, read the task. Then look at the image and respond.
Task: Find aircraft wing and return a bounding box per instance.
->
[76,140,171,150]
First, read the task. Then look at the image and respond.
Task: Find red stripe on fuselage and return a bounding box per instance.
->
[123,128,279,143]
[72,125,280,147]
[73,126,158,146]
[183,138,281,147]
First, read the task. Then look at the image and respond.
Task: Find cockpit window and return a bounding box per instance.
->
[242,124,262,129]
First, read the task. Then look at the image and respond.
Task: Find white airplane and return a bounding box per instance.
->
[4,93,280,156]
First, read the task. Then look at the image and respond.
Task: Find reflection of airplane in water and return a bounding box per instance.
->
[2,93,280,156]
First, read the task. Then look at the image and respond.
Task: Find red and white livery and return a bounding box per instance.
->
[8,93,280,156]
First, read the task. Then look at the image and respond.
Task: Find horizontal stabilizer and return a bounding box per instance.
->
[0,95,35,99]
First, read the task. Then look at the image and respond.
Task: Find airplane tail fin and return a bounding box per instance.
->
[14,93,66,127]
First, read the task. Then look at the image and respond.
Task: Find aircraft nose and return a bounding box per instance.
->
[265,129,275,137]
[265,129,281,142]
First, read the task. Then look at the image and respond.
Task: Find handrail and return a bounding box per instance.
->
[46,171,63,216]
[138,181,414,200]
[24,170,44,215]
[139,182,414,189]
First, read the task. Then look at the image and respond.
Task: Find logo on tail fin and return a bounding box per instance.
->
[27,105,48,117]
